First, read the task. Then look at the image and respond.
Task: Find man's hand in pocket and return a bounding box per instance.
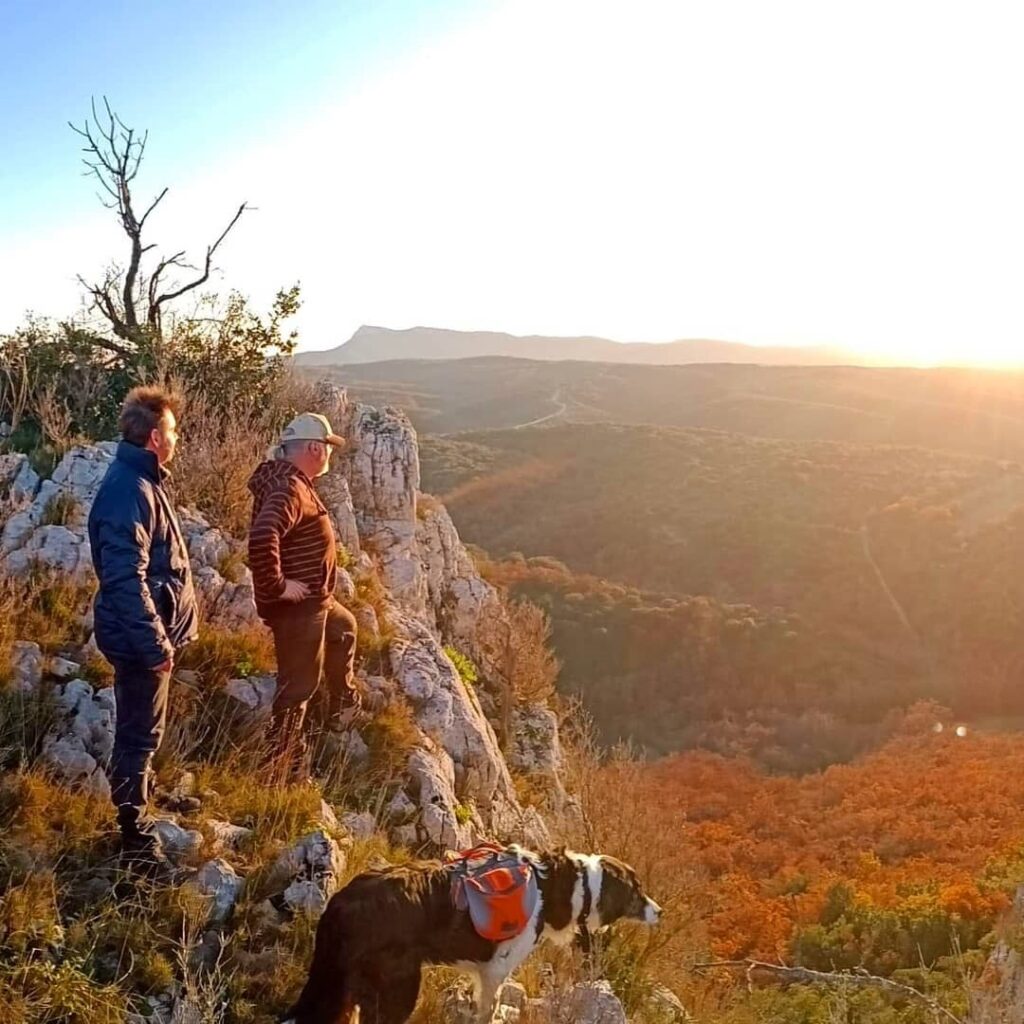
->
[282,579,311,602]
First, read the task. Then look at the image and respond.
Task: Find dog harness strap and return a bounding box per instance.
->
[578,869,592,931]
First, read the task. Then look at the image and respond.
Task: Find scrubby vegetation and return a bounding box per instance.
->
[427,424,1024,768]
[5,98,1024,1024]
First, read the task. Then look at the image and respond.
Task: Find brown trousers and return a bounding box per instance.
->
[267,597,358,713]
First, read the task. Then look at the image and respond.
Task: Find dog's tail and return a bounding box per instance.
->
[283,907,355,1024]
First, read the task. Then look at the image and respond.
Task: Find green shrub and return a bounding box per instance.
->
[444,646,478,688]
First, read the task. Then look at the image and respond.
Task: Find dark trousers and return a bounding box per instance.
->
[109,660,170,842]
[268,597,358,717]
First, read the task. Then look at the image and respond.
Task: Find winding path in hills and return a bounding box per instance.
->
[512,388,568,429]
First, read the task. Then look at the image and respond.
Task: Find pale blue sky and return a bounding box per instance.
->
[1,0,479,233]
[2,0,1023,364]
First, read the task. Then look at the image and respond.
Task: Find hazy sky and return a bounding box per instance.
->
[2,0,1022,365]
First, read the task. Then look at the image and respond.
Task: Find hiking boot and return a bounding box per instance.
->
[326,704,362,734]
[325,693,364,734]
[118,834,175,881]
[262,705,311,784]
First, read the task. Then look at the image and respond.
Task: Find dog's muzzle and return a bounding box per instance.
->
[643,898,662,925]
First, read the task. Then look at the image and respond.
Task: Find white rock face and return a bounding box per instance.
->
[508,704,576,820]
[346,404,426,614]
[968,886,1024,1023]
[0,453,40,503]
[177,508,259,626]
[67,686,116,766]
[51,443,119,504]
[407,744,472,849]
[10,641,43,692]
[540,982,628,1024]
[188,859,244,926]
[205,819,253,854]
[1,444,117,572]
[41,678,116,796]
[415,502,502,642]
[151,818,204,859]
[178,508,233,569]
[336,568,356,602]
[317,471,362,560]
[4,524,92,577]
[225,675,277,713]
[509,705,564,778]
[42,734,110,798]
[192,564,258,627]
[49,656,81,680]
[387,607,544,847]
[340,811,376,840]
[272,829,347,915]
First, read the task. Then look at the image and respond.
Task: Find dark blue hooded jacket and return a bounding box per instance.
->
[87,441,199,668]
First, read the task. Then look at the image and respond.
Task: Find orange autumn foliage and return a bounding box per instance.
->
[620,720,1024,961]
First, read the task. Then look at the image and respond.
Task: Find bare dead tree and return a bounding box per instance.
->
[69,97,248,353]
[694,959,963,1024]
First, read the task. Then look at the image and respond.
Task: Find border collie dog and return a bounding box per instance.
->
[284,845,661,1024]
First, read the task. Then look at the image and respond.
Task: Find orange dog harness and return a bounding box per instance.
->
[446,843,539,942]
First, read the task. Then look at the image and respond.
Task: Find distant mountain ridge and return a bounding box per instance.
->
[295,324,859,366]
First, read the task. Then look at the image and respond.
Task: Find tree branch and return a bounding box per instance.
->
[138,186,168,229]
[151,202,248,310]
[71,99,247,348]
[693,959,963,1024]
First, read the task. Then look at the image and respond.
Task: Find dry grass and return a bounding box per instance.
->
[171,371,319,538]
[0,686,61,773]
[554,711,713,1021]
[174,622,276,683]
[0,769,405,1024]
[0,569,93,677]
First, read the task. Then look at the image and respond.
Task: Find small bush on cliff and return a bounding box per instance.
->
[40,491,78,527]
[444,645,478,688]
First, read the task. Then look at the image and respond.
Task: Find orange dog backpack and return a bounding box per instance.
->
[446,843,539,942]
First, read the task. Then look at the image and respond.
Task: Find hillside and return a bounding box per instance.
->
[423,424,1024,757]
[6,380,1024,1023]
[481,557,912,771]
[296,325,854,367]
[621,722,1024,978]
[0,388,593,1023]
[311,358,1024,462]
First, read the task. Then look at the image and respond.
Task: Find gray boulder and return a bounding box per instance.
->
[187,859,244,926]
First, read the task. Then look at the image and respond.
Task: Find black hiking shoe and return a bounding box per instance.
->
[118,835,175,881]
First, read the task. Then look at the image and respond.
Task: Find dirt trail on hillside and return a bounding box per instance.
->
[512,388,567,429]
[860,522,918,641]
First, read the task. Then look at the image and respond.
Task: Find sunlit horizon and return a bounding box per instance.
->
[295,322,1024,371]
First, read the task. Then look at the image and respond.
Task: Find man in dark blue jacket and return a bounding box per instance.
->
[88,386,198,868]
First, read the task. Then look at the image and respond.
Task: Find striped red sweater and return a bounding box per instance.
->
[247,459,337,619]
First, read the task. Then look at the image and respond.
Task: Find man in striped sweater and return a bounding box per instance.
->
[247,412,360,778]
